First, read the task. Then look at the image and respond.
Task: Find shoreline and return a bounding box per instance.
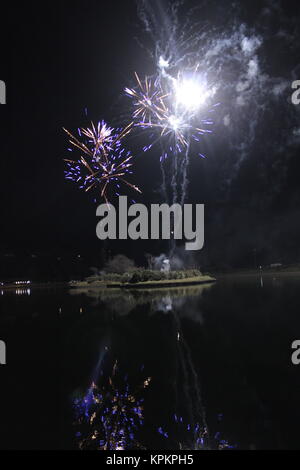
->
[216,270,300,278]
[2,269,300,292]
[69,275,216,290]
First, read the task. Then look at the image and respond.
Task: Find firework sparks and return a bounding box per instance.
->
[125,70,216,160]
[63,121,141,203]
[125,72,168,125]
[157,415,236,450]
[73,361,151,450]
[157,416,209,449]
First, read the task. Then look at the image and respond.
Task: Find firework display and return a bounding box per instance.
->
[125,68,216,162]
[63,121,141,203]
[63,67,217,203]
[124,72,168,125]
[73,361,151,450]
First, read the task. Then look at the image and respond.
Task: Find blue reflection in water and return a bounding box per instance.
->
[71,285,236,450]
[73,359,151,450]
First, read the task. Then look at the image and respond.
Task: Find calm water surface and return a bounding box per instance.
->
[0,275,299,449]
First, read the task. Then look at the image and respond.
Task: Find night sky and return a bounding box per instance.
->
[1,0,300,278]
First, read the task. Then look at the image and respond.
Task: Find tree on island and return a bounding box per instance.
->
[104,254,135,274]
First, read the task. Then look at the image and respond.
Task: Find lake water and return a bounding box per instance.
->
[0,275,299,450]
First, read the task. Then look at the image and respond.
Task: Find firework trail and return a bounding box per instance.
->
[125,70,216,208]
[125,50,216,257]
[63,121,141,203]
[179,140,190,207]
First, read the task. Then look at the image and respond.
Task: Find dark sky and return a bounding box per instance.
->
[1,0,300,272]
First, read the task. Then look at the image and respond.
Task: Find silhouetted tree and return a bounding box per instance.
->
[104,254,135,274]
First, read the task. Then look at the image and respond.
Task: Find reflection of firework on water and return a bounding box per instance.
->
[63,121,141,203]
[73,360,151,450]
[158,415,208,449]
[214,431,237,450]
[158,313,236,450]
[171,313,209,449]
[158,416,236,450]
[158,311,237,451]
